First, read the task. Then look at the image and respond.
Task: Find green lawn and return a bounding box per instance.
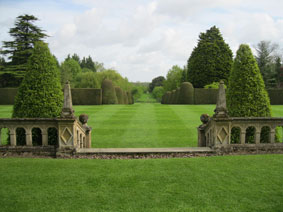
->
[1,104,283,147]
[0,155,283,212]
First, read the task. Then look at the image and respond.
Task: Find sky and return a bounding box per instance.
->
[1,0,283,82]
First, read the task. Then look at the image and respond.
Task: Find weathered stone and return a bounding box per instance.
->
[61,81,75,118]
[213,80,228,118]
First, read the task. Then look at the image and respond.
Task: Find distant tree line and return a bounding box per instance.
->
[149,26,283,102]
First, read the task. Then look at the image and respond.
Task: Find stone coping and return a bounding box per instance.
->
[76,147,214,154]
[212,117,283,121]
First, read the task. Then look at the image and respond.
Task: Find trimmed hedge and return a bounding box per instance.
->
[194,88,218,104]
[268,89,283,105]
[1,88,282,105]
[72,88,102,105]
[102,79,118,104]
[115,87,124,104]
[179,82,194,104]
[123,91,128,104]
[0,88,18,105]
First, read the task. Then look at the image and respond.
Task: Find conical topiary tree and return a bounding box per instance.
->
[227,44,272,143]
[227,44,271,117]
[102,79,118,104]
[115,86,124,104]
[179,82,194,104]
[187,26,233,88]
[12,41,63,118]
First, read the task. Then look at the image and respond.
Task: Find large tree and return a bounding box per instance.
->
[163,65,183,91]
[12,41,63,118]
[60,58,82,86]
[149,76,165,92]
[187,26,233,88]
[0,14,47,87]
[255,40,280,88]
[227,44,271,117]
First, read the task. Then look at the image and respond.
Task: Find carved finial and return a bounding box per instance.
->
[213,80,228,118]
[61,81,75,118]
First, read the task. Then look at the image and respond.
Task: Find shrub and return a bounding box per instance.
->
[12,41,63,118]
[204,82,227,89]
[187,26,233,88]
[179,82,194,104]
[152,86,165,102]
[127,91,133,104]
[102,79,118,104]
[227,44,271,117]
[123,91,128,104]
[115,87,124,104]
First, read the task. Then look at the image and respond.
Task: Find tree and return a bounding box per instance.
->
[60,58,82,86]
[255,41,280,88]
[275,57,283,88]
[163,65,183,91]
[227,44,271,118]
[74,72,100,88]
[81,56,96,72]
[0,14,47,87]
[152,86,165,102]
[12,41,63,118]
[149,76,165,92]
[187,26,233,88]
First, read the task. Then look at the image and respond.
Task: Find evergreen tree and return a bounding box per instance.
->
[12,41,63,118]
[275,57,283,88]
[187,26,233,88]
[81,56,96,72]
[0,14,47,87]
[227,44,271,117]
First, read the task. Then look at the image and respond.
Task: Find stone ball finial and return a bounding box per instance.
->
[79,114,89,125]
[200,114,210,124]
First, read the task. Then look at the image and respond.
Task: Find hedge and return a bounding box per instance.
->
[102,79,118,104]
[1,88,282,105]
[71,88,102,105]
[115,87,124,104]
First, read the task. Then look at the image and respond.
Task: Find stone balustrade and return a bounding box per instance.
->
[0,117,91,149]
[198,81,283,149]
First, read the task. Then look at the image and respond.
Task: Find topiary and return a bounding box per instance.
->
[187,26,233,88]
[127,91,132,104]
[164,91,170,104]
[170,90,176,104]
[115,87,124,104]
[227,44,272,143]
[227,44,271,117]
[123,91,128,104]
[175,88,181,104]
[102,79,118,104]
[12,41,63,118]
[179,82,194,104]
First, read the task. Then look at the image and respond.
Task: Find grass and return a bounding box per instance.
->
[0,155,283,212]
[1,104,283,147]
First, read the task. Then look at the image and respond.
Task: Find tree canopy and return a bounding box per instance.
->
[163,65,183,91]
[187,26,233,88]
[149,76,165,92]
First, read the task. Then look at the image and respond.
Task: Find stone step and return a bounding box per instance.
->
[76,147,214,154]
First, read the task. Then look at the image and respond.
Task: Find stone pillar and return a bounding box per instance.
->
[86,131,92,148]
[255,129,261,144]
[42,128,48,146]
[26,129,32,146]
[240,129,246,144]
[270,129,276,143]
[10,128,16,146]
[213,80,228,118]
[61,81,75,118]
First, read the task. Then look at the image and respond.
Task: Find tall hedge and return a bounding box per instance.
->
[123,91,128,104]
[12,41,63,118]
[102,79,118,104]
[187,26,233,88]
[179,82,194,104]
[127,91,132,104]
[115,87,124,104]
[227,44,271,117]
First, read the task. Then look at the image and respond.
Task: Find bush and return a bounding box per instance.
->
[74,71,100,88]
[102,79,118,104]
[204,82,227,89]
[152,86,165,102]
[179,82,194,104]
[227,44,271,117]
[12,41,63,118]
[115,87,124,104]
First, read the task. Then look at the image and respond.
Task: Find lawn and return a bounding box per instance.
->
[1,104,283,147]
[0,155,283,212]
